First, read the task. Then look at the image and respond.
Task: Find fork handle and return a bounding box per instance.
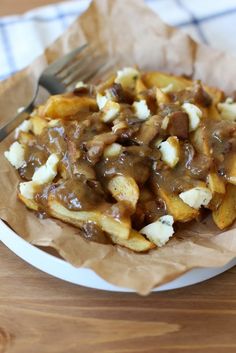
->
[0,102,34,142]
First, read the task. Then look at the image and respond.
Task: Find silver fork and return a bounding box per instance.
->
[0,43,107,142]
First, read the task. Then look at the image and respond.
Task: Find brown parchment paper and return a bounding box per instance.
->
[0,0,236,295]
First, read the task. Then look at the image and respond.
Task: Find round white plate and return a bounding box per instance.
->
[0,220,235,292]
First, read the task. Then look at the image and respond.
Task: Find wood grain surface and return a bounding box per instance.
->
[1,1,236,353]
[1,243,236,353]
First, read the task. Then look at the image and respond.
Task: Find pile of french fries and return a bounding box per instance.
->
[4,67,236,252]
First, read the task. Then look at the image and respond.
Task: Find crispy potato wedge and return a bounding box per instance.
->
[48,198,130,239]
[18,193,39,211]
[207,193,224,212]
[134,114,162,145]
[207,172,226,210]
[43,95,97,119]
[202,85,224,121]
[158,187,199,222]
[212,184,236,229]
[142,72,191,91]
[207,173,226,194]
[135,77,147,100]
[191,124,211,155]
[156,87,169,105]
[100,211,131,240]
[108,175,139,210]
[110,230,155,252]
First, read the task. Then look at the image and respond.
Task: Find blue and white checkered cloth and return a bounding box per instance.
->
[1,0,236,81]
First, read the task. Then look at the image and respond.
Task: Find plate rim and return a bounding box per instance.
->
[0,219,235,292]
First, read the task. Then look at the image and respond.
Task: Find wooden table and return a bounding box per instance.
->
[1,244,236,353]
[1,2,236,353]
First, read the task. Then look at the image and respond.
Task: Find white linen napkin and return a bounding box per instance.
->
[0,0,236,80]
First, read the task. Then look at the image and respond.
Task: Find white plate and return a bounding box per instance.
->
[0,220,235,292]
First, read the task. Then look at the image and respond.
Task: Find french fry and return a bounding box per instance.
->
[108,175,139,210]
[207,173,226,211]
[212,184,236,229]
[100,211,131,240]
[110,230,155,252]
[156,87,169,104]
[134,114,162,145]
[135,77,147,100]
[48,197,131,239]
[18,193,39,211]
[202,85,224,121]
[207,173,226,194]
[142,72,191,91]
[30,115,48,135]
[158,187,199,222]
[43,95,97,119]
[191,124,211,155]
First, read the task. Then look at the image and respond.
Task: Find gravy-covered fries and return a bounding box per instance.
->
[5,68,236,251]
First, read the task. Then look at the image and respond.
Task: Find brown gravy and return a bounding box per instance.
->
[21,81,235,242]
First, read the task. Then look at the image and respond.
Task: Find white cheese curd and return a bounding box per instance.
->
[179,187,212,209]
[15,120,33,138]
[19,181,37,200]
[32,153,60,185]
[104,143,122,158]
[159,136,180,168]
[114,67,139,90]
[4,141,25,169]
[182,102,202,131]
[132,100,150,120]
[102,101,120,122]
[140,215,174,247]
[217,99,236,121]
[96,93,108,110]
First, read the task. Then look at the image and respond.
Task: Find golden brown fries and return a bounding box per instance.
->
[4,68,236,253]
[109,230,156,252]
[157,187,199,222]
[48,198,131,239]
[18,193,39,211]
[43,95,97,119]
[142,71,191,91]
[207,172,226,211]
[212,184,236,229]
[108,175,139,210]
